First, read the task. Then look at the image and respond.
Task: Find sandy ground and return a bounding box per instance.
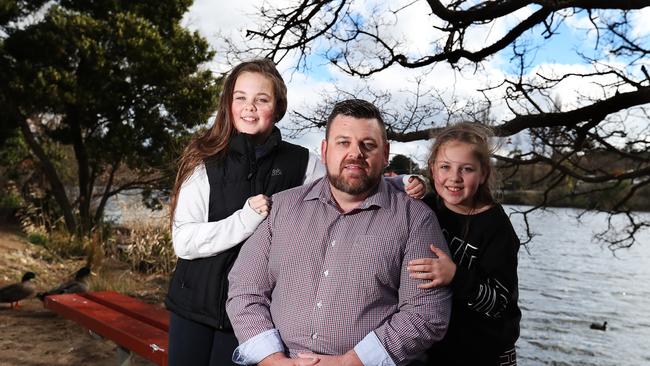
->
[0,226,167,365]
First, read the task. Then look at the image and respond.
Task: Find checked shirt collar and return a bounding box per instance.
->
[303,177,392,213]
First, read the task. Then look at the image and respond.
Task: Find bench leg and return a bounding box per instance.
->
[117,346,132,366]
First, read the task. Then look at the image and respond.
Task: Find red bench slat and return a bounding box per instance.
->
[45,293,168,366]
[81,291,169,332]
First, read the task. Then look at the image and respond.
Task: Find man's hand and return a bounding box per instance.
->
[407,244,456,288]
[298,350,362,366]
[259,352,320,366]
[405,176,426,199]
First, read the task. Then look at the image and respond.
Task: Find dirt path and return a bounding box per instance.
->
[0,226,166,365]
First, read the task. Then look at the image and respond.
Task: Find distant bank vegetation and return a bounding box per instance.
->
[497,149,650,212]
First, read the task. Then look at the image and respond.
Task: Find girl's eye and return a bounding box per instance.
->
[235,96,246,101]
[256,98,270,104]
[463,167,475,173]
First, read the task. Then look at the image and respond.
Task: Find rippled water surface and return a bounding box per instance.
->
[509,206,650,365]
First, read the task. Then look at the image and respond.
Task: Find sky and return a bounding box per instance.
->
[181,1,650,168]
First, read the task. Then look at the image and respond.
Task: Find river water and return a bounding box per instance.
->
[509,205,650,365]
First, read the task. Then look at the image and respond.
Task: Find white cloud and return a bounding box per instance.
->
[182,0,264,72]
[465,4,537,52]
[563,11,594,33]
[631,7,650,37]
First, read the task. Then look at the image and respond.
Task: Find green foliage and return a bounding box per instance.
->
[0,0,49,29]
[1,0,219,234]
[0,134,30,179]
[18,200,85,257]
[27,232,48,246]
[497,159,650,211]
[25,229,87,260]
[0,189,22,210]
[0,174,24,222]
[45,230,88,258]
[0,133,74,226]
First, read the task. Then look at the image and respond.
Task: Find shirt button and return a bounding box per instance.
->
[323,270,329,277]
[317,301,322,308]
[331,240,336,247]
[312,333,318,339]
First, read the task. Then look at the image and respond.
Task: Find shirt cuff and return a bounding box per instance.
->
[242,198,266,227]
[232,329,285,365]
[353,332,396,366]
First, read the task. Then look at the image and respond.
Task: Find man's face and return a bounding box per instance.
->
[321,115,389,197]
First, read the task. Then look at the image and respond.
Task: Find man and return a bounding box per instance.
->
[226,99,452,366]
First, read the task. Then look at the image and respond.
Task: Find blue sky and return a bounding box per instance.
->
[503,22,586,69]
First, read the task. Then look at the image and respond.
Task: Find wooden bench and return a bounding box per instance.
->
[44,291,169,366]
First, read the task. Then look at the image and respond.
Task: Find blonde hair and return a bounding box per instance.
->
[169,59,287,228]
[427,122,498,207]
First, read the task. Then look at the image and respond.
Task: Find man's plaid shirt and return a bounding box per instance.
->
[227,177,452,365]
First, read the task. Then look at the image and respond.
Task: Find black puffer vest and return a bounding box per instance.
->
[165,128,309,329]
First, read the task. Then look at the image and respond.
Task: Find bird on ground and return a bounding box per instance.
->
[590,321,607,331]
[0,271,37,308]
[37,266,91,300]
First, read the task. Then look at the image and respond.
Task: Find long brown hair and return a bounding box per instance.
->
[169,59,288,228]
[427,122,498,208]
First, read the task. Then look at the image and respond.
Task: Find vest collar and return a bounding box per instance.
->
[230,126,282,159]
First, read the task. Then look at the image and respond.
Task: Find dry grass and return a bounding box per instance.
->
[9,194,174,303]
[108,203,175,275]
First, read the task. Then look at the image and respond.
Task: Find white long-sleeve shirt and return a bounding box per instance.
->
[172,152,415,260]
[172,152,325,260]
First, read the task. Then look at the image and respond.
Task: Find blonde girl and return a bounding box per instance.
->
[408,122,521,366]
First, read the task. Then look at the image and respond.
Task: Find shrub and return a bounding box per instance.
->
[117,225,174,275]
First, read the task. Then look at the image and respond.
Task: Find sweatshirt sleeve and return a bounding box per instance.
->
[171,164,266,260]
[303,151,326,184]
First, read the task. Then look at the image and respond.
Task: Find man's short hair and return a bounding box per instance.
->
[325,99,388,142]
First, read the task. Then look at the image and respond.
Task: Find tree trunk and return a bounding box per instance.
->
[67,106,92,234]
[93,162,118,225]
[19,117,78,233]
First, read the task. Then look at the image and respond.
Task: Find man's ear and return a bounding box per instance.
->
[321,139,328,164]
[383,143,390,167]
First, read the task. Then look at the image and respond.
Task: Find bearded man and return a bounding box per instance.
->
[226,99,452,366]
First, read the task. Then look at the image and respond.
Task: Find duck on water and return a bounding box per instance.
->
[590,321,607,331]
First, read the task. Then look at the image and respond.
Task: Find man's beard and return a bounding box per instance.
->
[327,159,381,195]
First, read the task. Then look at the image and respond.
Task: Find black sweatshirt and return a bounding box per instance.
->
[424,194,521,365]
